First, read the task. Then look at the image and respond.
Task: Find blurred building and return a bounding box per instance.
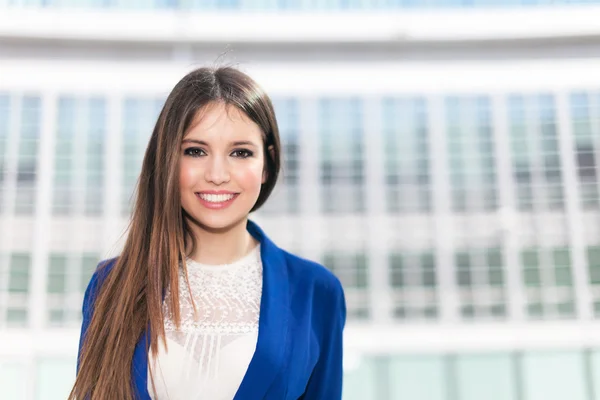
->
[1,1,600,399]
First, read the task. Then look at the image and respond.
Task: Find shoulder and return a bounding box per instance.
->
[280,250,347,335]
[281,250,345,305]
[89,257,118,288]
[82,257,118,310]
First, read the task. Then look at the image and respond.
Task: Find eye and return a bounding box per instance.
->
[183,147,206,157]
[231,149,253,158]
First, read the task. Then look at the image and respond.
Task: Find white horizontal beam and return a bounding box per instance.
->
[3,320,600,359]
[345,321,600,354]
[2,59,600,95]
[0,7,600,43]
[0,330,80,357]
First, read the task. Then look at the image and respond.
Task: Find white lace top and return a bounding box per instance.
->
[148,244,262,400]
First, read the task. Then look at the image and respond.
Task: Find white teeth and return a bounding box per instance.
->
[198,193,235,203]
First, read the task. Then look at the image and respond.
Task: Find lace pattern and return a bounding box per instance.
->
[163,244,262,335]
[148,244,263,400]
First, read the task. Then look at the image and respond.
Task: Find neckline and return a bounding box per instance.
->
[185,243,261,271]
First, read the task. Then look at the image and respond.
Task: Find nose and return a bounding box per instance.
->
[204,154,230,185]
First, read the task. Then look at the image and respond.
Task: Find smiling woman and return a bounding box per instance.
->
[69,66,346,400]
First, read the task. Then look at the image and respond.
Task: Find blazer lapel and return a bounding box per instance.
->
[234,220,290,399]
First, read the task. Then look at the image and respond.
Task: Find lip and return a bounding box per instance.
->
[196,190,239,195]
[195,192,239,210]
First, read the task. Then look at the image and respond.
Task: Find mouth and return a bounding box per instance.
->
[197,193,238,202]
[195,192,239,209]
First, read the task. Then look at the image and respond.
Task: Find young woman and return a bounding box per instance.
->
[69,67,346,400]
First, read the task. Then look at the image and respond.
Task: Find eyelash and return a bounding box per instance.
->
[183,147,254,159]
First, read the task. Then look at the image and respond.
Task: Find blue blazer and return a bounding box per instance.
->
[78,220,346,399]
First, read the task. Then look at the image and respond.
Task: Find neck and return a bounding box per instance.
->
[186,218,258,265]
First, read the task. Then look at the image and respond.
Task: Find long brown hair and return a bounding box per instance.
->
[69,66,281,399]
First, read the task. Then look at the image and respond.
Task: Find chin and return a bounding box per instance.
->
[193,213,248,234]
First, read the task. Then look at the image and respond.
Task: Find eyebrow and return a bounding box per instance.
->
[181,139,259,147]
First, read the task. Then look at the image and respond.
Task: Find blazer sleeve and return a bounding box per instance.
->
[300,280,347,400]
[76,259,114,372]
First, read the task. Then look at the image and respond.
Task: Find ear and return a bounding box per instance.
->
[262,145,275,184]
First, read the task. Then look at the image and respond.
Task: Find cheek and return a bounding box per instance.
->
[179,160,199,189]
[233,164,264,191]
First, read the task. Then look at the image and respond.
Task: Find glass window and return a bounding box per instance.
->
[0,362,27,400]
[36,358,77,400]
[46,253,69,326]
[342,356,380,400]
[445,96,497,213]
[0,93,10,214]
[389,355,448,400]
[85,97,106,216]
[588,350,600,400]
[521,246,576,319]
[522,351,588,400]
[0,93,9,159]
[3,252,31,327]
[15,95,41,215]
[260,97,300,215]
[53,97,76,215]
[587,246,600,316]
[390,254,405,288]
[455,247,506,320]
[383,97,431,214]
[47,254,67,294]
[9,253,30,293]
[570,92,599,209]
[323,251,369,319]
[508,94,564,211]
[323,252,368,289]
[390,250,438,321]
[522,248,541,287]
[53,96,107,216]
[46,253,98,327]
[319,98,365,214]
[553,247,573,287]
[589,246,600,283]
[122,97,163,216]
[455,354,517,400]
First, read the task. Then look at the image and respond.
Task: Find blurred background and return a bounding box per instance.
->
[1,1,600,399]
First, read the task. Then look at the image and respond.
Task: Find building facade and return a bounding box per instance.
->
[1,2,600,399]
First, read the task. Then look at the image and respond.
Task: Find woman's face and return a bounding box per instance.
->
[179,102,267,232]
